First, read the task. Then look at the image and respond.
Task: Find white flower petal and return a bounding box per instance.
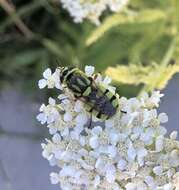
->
[93,175,100,188]
[74,100,83,112]
[91,126,102,136]
[155,135,164,152]
[153,166,163,176]
[79,136,86,146]
[137,148,148,158]
[36,113,47,124]
[89,136,99,149]
[109,132,119,145]
[52,133,61,143]
[159,126,168,136]
[70,131,79,140]
[39,104,46,112]
[105,119,114,128]
[61,128,69,137]
[125,183,137,190]
[48,97,56,105]
[85,65,95,76]
[49,155,56,166]
[103,76,112,85]
[50,173,60,184]
[63,112,73,122]
[145,176,156,188]
[170,131,178,140]
[75,113,88,126]
[55,82,62,90]
[38,79,47,89]
[117,159,127,171]
[158,113,168,123]
[127,145,136,161]
[106,165,116,183]
[108,145,117,158]
[163,183,173,190]
[49,127,57,135]
[43,68,52,79]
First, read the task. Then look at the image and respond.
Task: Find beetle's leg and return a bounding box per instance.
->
[74,94,82,99]
[59,97,69,102]
[87,113,93,129]
[93,73,101,80]
[88,77,93,82]
[58,97,69,106]
[120,110,127,114]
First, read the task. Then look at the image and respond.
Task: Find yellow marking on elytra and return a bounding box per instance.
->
[92,109,98,117]
[98,85,106,93]
[78,71,91,85]
[100,114,108,120]
[112,99,118,107]
[71,84,81,92]
[83,86,92,96]
[77,78,86,86]
[85,104,92,112]
[64,68,77,82]
[106,91,113,99]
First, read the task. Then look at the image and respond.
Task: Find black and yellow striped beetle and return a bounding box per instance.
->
[59,67,119,120]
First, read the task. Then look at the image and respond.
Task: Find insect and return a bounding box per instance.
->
[59,67,119,120]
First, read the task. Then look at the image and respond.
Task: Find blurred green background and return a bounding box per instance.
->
[1,0,179,97]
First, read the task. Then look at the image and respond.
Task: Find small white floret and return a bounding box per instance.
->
[145,176,156,188]
[63,112,73,122]
[52,133,61,143]
[153,166,163,176]
[108,145,117,158]
[49,127,57,135]
[170,131,178,140]
[158,113,168,123]
[36,113,47,124]
[50,172,60,184]
[106,165,116,183]
[89,136,99,149]
[105,119,114,128]
[155,135,164,152]
[103,76,112,85]
[74,100,83,112]
[127,145,137,161]
[91,126,102,136]
[93,175,100,188]
[38,79,47,89]
[43,68,52,79]
[75,113,88,127]
[125,183,137,190]
[85,65,95,76]
[117,159,127,171]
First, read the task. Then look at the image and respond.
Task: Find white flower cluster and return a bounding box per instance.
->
[37,66,179,190]
[60,0,129,25]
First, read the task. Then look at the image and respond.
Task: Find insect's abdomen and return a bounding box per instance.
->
[84,85,118,119]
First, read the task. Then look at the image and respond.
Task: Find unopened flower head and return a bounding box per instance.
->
[59,0,129,25]
[37,66,179,190]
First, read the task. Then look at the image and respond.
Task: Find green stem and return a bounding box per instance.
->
[138,36,176,95]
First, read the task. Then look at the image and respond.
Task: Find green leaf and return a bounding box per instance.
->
[42,39,64,58]
[11,49,43,68]
[105,63,179,91]
[86,9,166,46]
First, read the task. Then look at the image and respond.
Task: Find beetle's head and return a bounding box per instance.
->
[59,66,75,83]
